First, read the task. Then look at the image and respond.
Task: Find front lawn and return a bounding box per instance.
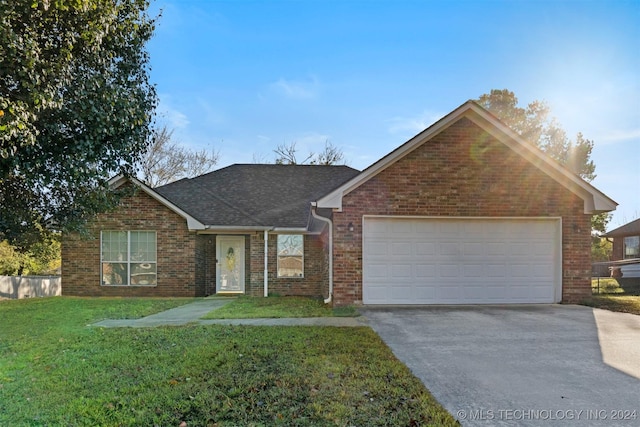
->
[0,297,457,426]
[202,295,359,319]
[580,295,640,315]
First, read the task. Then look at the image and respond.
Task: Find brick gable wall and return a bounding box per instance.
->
[332,118,592,305]
[62,186,202,297]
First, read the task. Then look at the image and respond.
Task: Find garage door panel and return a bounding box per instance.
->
[462,264,485,277]
[416,242,436,255]
[363,217,561,304]
[366,264,389,280]
[510,264,532,277]
[367,240,388,256]
[390,221,415,235]
[365,285,389,303]
[416,264,436,277]
[463,242,485,256]
[531,242,554,256]
[486,264,507,277]
[439,242,460,256]
[508,242,530,256]
[391,242,412,256]
[486,243,505,256]
[440,264,460,277]
[392,264,412,278]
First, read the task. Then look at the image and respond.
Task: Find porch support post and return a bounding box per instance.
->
[263,230,269,297]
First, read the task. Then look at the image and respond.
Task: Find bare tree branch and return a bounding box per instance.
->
[310,141,345,165]
[138,125,220,187]
[273,141,345,165]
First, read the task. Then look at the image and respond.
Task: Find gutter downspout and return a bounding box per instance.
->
[264,229,269,297]
[311,204,333,304]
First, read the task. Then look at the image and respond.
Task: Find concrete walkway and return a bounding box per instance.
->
[92,297,368,328]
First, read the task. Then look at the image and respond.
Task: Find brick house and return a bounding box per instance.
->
[602,218,640,261]
[62,101,617,304]
[601,218,640,285]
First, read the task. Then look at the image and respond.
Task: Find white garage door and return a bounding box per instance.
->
[363,217,561,304]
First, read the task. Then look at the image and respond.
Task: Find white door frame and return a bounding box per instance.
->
[216,236,245,293]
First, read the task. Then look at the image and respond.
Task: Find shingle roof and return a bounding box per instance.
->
[603,218,640,237]
[154,164,360,229]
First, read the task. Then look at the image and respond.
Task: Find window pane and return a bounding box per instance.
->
[277,235,304,277]
[624,236,640,258]
[102,231,127,262]
[277,256,303,277]
[102,262,128,285]
[131,263,157,285]
[131,231,156,262]
[278,235,303,256]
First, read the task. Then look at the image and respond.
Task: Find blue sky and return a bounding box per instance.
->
[147,0,639,229]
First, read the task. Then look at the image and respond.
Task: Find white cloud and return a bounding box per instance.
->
[157,94,190,129]
[386,110,444,136]
[269,76,320,100]
[296,132,330,147]
[600,128,640,144]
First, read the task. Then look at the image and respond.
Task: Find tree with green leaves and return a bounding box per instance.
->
[0,236,60,276]
[0,0,157,248]
[475,89,609,236]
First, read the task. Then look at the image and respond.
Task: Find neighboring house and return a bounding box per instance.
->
[602,218,640,282]
[62,101,617,305]
[602,218,640,261]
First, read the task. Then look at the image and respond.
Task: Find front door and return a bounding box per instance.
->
[216,236,245,293]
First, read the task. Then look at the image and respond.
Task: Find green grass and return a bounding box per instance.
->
[580,295,640,315]
[202,295,359,319]
[0,297,457,426]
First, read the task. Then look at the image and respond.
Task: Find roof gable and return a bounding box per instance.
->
[317,101,617,214]
[603,218,640,237]
[108,175,206,230]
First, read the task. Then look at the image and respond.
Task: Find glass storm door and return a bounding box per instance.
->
[216,236,245,293]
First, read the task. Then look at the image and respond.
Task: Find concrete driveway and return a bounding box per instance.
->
[360,305,640,426]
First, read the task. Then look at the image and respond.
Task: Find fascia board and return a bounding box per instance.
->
[109,175,206,230]
[317,101,617,214]
[316,191,345,211]
[204,225,272,231]
[272,227,310,233]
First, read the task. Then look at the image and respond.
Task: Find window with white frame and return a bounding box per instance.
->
[624,236,640,259]
[277,234,304,278]
[101,231,157,286]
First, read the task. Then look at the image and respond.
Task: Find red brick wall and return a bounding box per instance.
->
[332,118,592,305]
[249,233,327,298]
[611,239,623,261]
[62,186,203,297]
[196,235,218,296]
